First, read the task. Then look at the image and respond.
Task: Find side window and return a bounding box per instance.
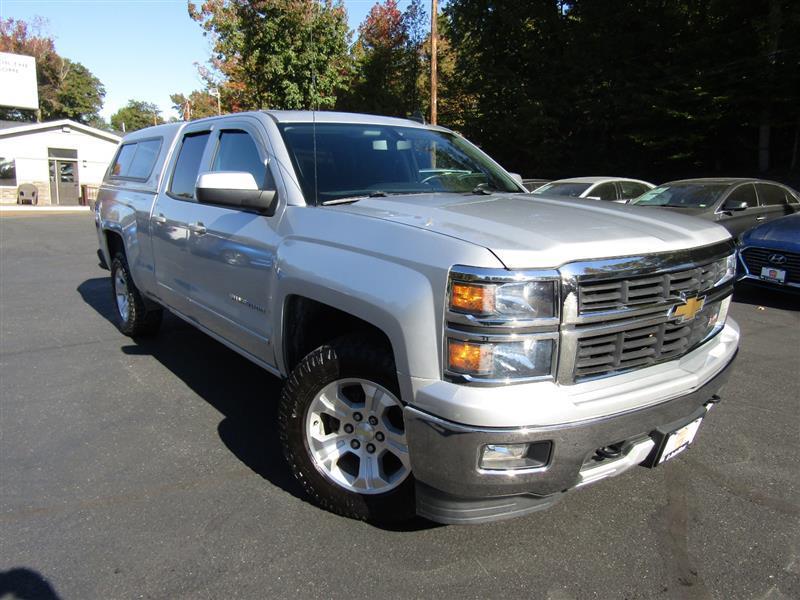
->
[127,139,162,179]
[726,184,758,208]
[592,182,617,201]
[111,144,137,177]
[212,130,268,187]
[169,132,211,199]
[756,183,789,206]
[619,181,648,199]
[110,139,162,180]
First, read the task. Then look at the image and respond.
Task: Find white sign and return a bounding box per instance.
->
[0,52,39,111]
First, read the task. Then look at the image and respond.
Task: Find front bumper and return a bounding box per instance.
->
[404,337,737,524]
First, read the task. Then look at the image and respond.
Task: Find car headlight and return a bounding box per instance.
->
[446,334,556,381]
[448,267,559,323]
[714,253,736,287]
[445,267,560,383]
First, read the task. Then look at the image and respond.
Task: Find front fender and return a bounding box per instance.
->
[273,239,440,380]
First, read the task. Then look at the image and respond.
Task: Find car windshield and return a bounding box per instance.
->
[633,183,728,208]
[532,182,592,197]
[277,123,523,204]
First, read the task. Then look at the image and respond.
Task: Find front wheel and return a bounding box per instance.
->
[278,334,415,522]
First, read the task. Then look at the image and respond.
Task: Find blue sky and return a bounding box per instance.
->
[0,0,417,121]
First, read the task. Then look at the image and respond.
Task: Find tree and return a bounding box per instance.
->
[110,100,164,132]
[188,0,351,111]
[338,0,427,117]
[442,0,800,179]
[170,90,220,120]
[53,60,105,124]
[0,18,106,124]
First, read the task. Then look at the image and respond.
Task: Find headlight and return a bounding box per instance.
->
[714,253,736,287]
[446,335,556,382]
[448,269,559,323]
[445,267,560,384]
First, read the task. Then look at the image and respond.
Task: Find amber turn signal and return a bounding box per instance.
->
[448,340,492,374]
[450,282,495,314]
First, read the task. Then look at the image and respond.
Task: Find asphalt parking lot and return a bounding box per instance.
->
[1,214,798,600]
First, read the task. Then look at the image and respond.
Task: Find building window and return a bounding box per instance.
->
[0,157,17,187]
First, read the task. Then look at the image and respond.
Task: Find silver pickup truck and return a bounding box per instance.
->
[95,111,739,524]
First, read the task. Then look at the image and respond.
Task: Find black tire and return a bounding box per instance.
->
[109,253,162,337]
[278,333,416,523]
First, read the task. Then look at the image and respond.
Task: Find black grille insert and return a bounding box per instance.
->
[578,261,725,314]
[573,302,720,379]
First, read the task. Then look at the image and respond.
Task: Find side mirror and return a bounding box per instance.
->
[584,195,601,201]
[508,172,524,185]
[195,171,277,216]
[721,200,748,212]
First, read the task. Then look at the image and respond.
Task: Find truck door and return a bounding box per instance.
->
[151,124,214,317]
[176,118,282,365]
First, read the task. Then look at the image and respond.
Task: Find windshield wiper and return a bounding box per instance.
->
[320,192,386,205]
[470,184,497,195]
[321,197,365,206]
[322,191,433,205]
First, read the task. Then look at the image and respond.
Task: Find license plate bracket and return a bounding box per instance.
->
[641,405,709,468]
[760,266,786,284]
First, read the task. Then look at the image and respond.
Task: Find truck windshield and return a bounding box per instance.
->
[277,123,523,204]
[633,184,728,209]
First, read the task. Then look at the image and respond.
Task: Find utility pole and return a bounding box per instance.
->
[430,0,438,125]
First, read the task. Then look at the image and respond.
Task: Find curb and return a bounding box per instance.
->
[0,205,91,215]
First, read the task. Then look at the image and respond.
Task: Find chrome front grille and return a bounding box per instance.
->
[740,247,800,284]
[578,262,726,314]
[558,241,735,384]
[573,303,718,379]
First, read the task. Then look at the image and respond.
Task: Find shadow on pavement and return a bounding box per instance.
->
[77,277,439,532]
[0,568,62,600]
[733,282,799,311]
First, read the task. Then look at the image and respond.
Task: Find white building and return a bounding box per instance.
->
[0,119,121,205]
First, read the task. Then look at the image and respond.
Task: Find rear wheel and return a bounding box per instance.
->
[110,254,162,337]
[278,334,415,522]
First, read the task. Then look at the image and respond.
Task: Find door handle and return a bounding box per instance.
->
[755,216,767,221]
[152,214,167,225]
[187,222,207,235]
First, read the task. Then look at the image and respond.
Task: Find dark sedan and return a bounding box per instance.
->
[632,178,800,239]
[737,212,800,293]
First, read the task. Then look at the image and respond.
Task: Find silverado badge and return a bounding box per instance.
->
[670,295,705,322]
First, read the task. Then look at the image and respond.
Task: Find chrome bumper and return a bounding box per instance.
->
[404,350,736,524]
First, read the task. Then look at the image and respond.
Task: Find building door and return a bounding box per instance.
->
[48,160,58,204]
[47,148,80,205]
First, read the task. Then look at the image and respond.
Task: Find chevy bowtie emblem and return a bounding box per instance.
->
[670,296,705,322]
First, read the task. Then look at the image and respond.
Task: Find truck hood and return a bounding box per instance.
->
[331,193,731,269]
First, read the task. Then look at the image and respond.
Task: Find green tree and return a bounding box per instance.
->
[53,60,106,124]
[170,89,220,120]
[188,0,351,111]
[338,0,427,117]
[442,0,800,178]
[110,100,164,132]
